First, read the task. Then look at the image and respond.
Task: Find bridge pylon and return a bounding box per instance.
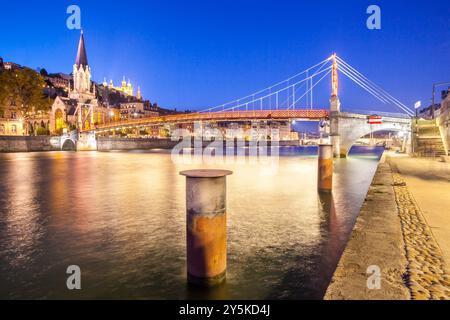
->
[329,53,342,157]
[329,102,341,158]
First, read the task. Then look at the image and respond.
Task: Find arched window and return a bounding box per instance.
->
[55,109,66,131]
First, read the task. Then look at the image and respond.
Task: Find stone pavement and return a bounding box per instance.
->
[388,155,450,270]
[389,155,450,300]
[325,154,450,300]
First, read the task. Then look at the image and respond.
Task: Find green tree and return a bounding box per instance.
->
[0,68,53,134]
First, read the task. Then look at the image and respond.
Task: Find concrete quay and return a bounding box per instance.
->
[325,153,450,300]
[0,135,60,152]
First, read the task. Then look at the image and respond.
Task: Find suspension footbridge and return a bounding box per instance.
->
[76,54,413,156]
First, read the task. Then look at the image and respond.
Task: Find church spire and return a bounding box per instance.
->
[75,30,89,67]
[72,30,92,97]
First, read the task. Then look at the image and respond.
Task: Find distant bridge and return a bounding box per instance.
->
[331,111,411,157]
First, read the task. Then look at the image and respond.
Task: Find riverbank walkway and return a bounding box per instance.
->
[325,153,450,300]
[389,155,450,272]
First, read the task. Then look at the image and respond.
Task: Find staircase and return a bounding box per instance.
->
[413,119,447,157]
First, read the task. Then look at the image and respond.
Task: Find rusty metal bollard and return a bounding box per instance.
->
[318,144,333,193]
[180,169,233,286]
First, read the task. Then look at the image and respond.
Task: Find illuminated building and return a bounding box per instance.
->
[119,102,159,120]
[0,106,24,136]
[4,31,158,135]
[103,77,138,98]
[49,31,108,132]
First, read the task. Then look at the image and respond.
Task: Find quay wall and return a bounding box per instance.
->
[96,137,300,151]
[0,136,301,152]
[324,154,410,300]
[0,136,60,152]
[97,137,178,151]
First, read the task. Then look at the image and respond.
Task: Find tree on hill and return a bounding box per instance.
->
[39,68,48,77]
[0,68,53,134]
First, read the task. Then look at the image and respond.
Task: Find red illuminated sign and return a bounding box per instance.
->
[368,116,382,124]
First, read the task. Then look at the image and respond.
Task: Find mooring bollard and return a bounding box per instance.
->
[318,144,333,193]
[180,169,233,286]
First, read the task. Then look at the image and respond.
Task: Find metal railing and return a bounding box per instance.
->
[85,109,330,132]
[341,108,412,119]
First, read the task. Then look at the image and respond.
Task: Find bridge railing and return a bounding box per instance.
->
[87,109,329,132]
[341,108,412,119]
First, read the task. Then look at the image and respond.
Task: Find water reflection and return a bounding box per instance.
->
[0,146,383,299]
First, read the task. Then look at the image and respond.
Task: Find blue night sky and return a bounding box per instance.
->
[0,0,449,114]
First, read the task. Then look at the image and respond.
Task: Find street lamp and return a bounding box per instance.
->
[414,101,421,123]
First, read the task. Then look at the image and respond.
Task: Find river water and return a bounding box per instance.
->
[0,146,383,299]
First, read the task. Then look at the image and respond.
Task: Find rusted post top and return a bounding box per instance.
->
[180,169,233,178]
[318,144,333,159]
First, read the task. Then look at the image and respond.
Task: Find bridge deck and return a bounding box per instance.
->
[88,109,329,132]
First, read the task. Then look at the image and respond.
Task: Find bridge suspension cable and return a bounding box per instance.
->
[337,63,392,104]
[288,68,332,110]
[200,56,333,113]
[218,66,332,112]
[336,56,415,116]
[198,54,414,117]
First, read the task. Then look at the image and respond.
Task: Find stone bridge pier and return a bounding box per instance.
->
[76,132,97,151]
[60,130,79,151]
[58,130,96,151]
[330,107,412,158]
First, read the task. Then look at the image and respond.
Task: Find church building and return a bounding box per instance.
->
[50,31,140,133]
